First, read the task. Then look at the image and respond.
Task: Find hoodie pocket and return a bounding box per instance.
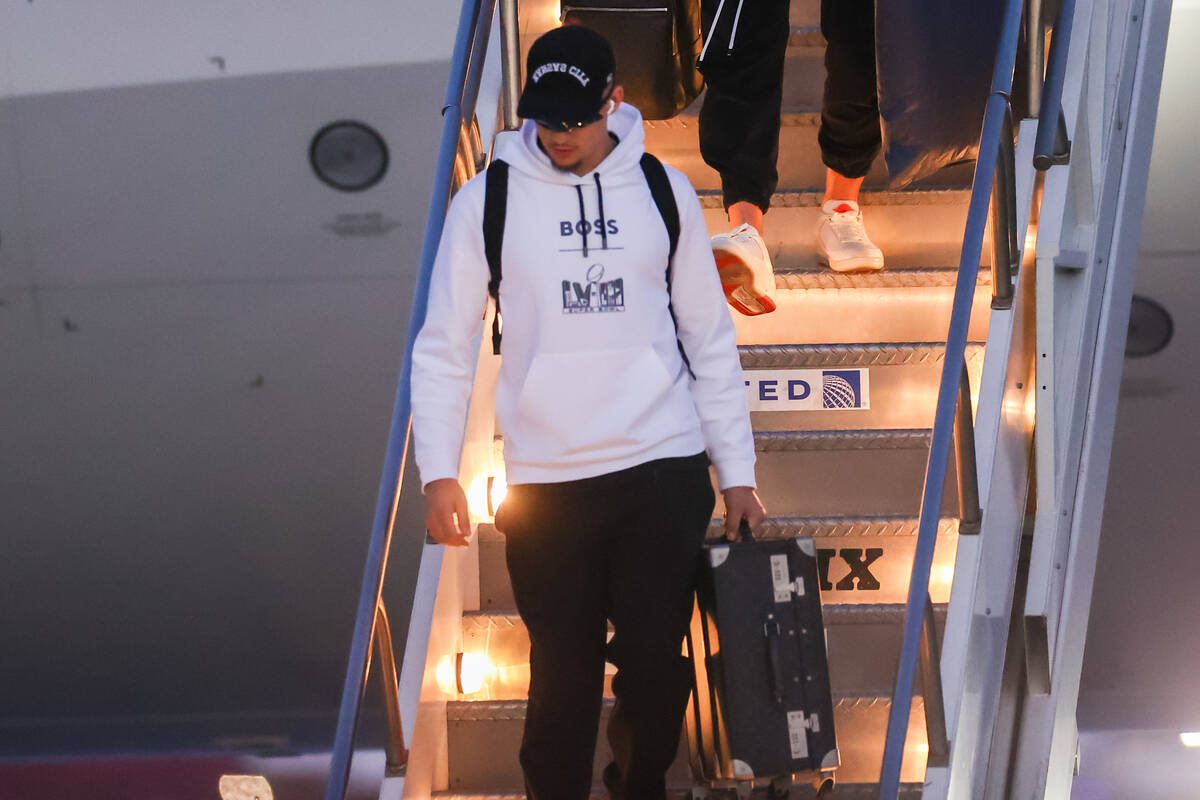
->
[515,346,677,458]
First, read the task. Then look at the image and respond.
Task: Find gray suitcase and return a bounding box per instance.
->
[685,529,839,798]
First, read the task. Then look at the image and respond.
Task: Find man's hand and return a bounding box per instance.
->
[424,478,472,547]
[722,485,766,541]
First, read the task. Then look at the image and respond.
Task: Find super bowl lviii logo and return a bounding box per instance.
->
[744,368,869,411]
[562,263,625,314]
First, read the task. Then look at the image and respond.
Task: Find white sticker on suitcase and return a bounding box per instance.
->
[770,555,791,602]
[787,710,810,760]
[770,555,805,602]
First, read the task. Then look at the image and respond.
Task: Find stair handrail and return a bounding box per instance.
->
[322,1,498,798]
[877,0,1032,793]
[1034,0,1077,169]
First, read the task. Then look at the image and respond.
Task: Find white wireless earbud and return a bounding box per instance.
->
[607,99,616,115]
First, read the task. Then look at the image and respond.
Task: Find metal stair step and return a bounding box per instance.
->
[647,109,975,193]
[716,429,957,518]
[729,275,993,346]
[431,785,924,799]
[461,595,948,701]
[646,112,893,191]
[704,514,960,604]
[773,264,988,290]
[445,697,692,793]
[701,188,973,271]
[478,509,960,611]
[737,342,985,432]
[791,0,820,27]
[445,696,928,791]
[739,342,984,370]
[753,429,931,451]
[789,24,826,48]
[432,795,607,800]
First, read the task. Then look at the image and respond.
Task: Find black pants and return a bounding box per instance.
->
[498,453,715,800]
[698,0,880,212]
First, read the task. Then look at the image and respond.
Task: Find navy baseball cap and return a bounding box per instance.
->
[517,25,616,126]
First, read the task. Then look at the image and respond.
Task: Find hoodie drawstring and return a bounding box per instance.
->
[593,173,609,251]
[574,175,610,257]
[574,184,589,257]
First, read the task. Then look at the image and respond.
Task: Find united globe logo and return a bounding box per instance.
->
[822,370,863,409]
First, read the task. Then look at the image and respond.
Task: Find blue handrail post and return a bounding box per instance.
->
[1034,0,1077,168]
[321,2,496,798]
[876,0,1028,794]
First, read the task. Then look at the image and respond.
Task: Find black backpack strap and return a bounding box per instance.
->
[483,159,509,355]
[639,153,694,378]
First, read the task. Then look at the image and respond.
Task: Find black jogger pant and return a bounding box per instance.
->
[819,0,881,180]
[698,0,881,211]
[498,453,716,800]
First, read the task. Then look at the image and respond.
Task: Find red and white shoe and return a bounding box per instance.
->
[815,200,885,272]
[711,223,777,316]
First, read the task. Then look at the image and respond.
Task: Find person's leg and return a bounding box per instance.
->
[727,201,764,235]
[698,0,791,218]
[826,170,866,206]
[502,483,610,800]
[602,456,715,799]
[818,0,879,190]
[698,0,790,315]
[815,0,885,271]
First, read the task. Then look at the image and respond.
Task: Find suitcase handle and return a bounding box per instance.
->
[738,518,753,542]
[764,617,785,708]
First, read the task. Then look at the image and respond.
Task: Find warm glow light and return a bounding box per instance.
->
[1181,732,1200,747]
[934,566,956,588]
[467,473,508,520]
[913,742,930,753]
[467,476,491,520]
[435,654,458,696]
[1024,228,1038,252]
[435,652,494,696]
[490,472,508,512]
[458,653,490,695]
[219,775,273,800]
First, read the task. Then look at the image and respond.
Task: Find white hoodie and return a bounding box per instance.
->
[411,103,755,489]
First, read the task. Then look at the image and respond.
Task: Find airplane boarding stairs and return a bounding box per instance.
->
[392,1,999,795]
[316,0,1155,795]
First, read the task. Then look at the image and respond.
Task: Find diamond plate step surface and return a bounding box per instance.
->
[646,112,894,191]
[791,0,821,27]
[445,696,928,791]
[646,109,975,193]
[461,597,947,701]
[701,188,973,271]
[728,275,993,346]
[712,429,957,519]
[446,697,691,793]
[432,784,923,799]
[478,515,957,612]
[703,515,960,605]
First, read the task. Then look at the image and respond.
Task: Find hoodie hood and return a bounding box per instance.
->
[493,102,647,186]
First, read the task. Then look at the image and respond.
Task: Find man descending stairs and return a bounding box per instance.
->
[427,1,991,797]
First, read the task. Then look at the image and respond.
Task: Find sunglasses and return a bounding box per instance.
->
[533,90,614,132]
[534,114,604,132]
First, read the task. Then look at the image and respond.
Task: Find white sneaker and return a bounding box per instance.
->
[815,200,885,272]
[711,223,777,316]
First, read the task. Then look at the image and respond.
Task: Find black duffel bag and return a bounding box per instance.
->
[561,1,703,120]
